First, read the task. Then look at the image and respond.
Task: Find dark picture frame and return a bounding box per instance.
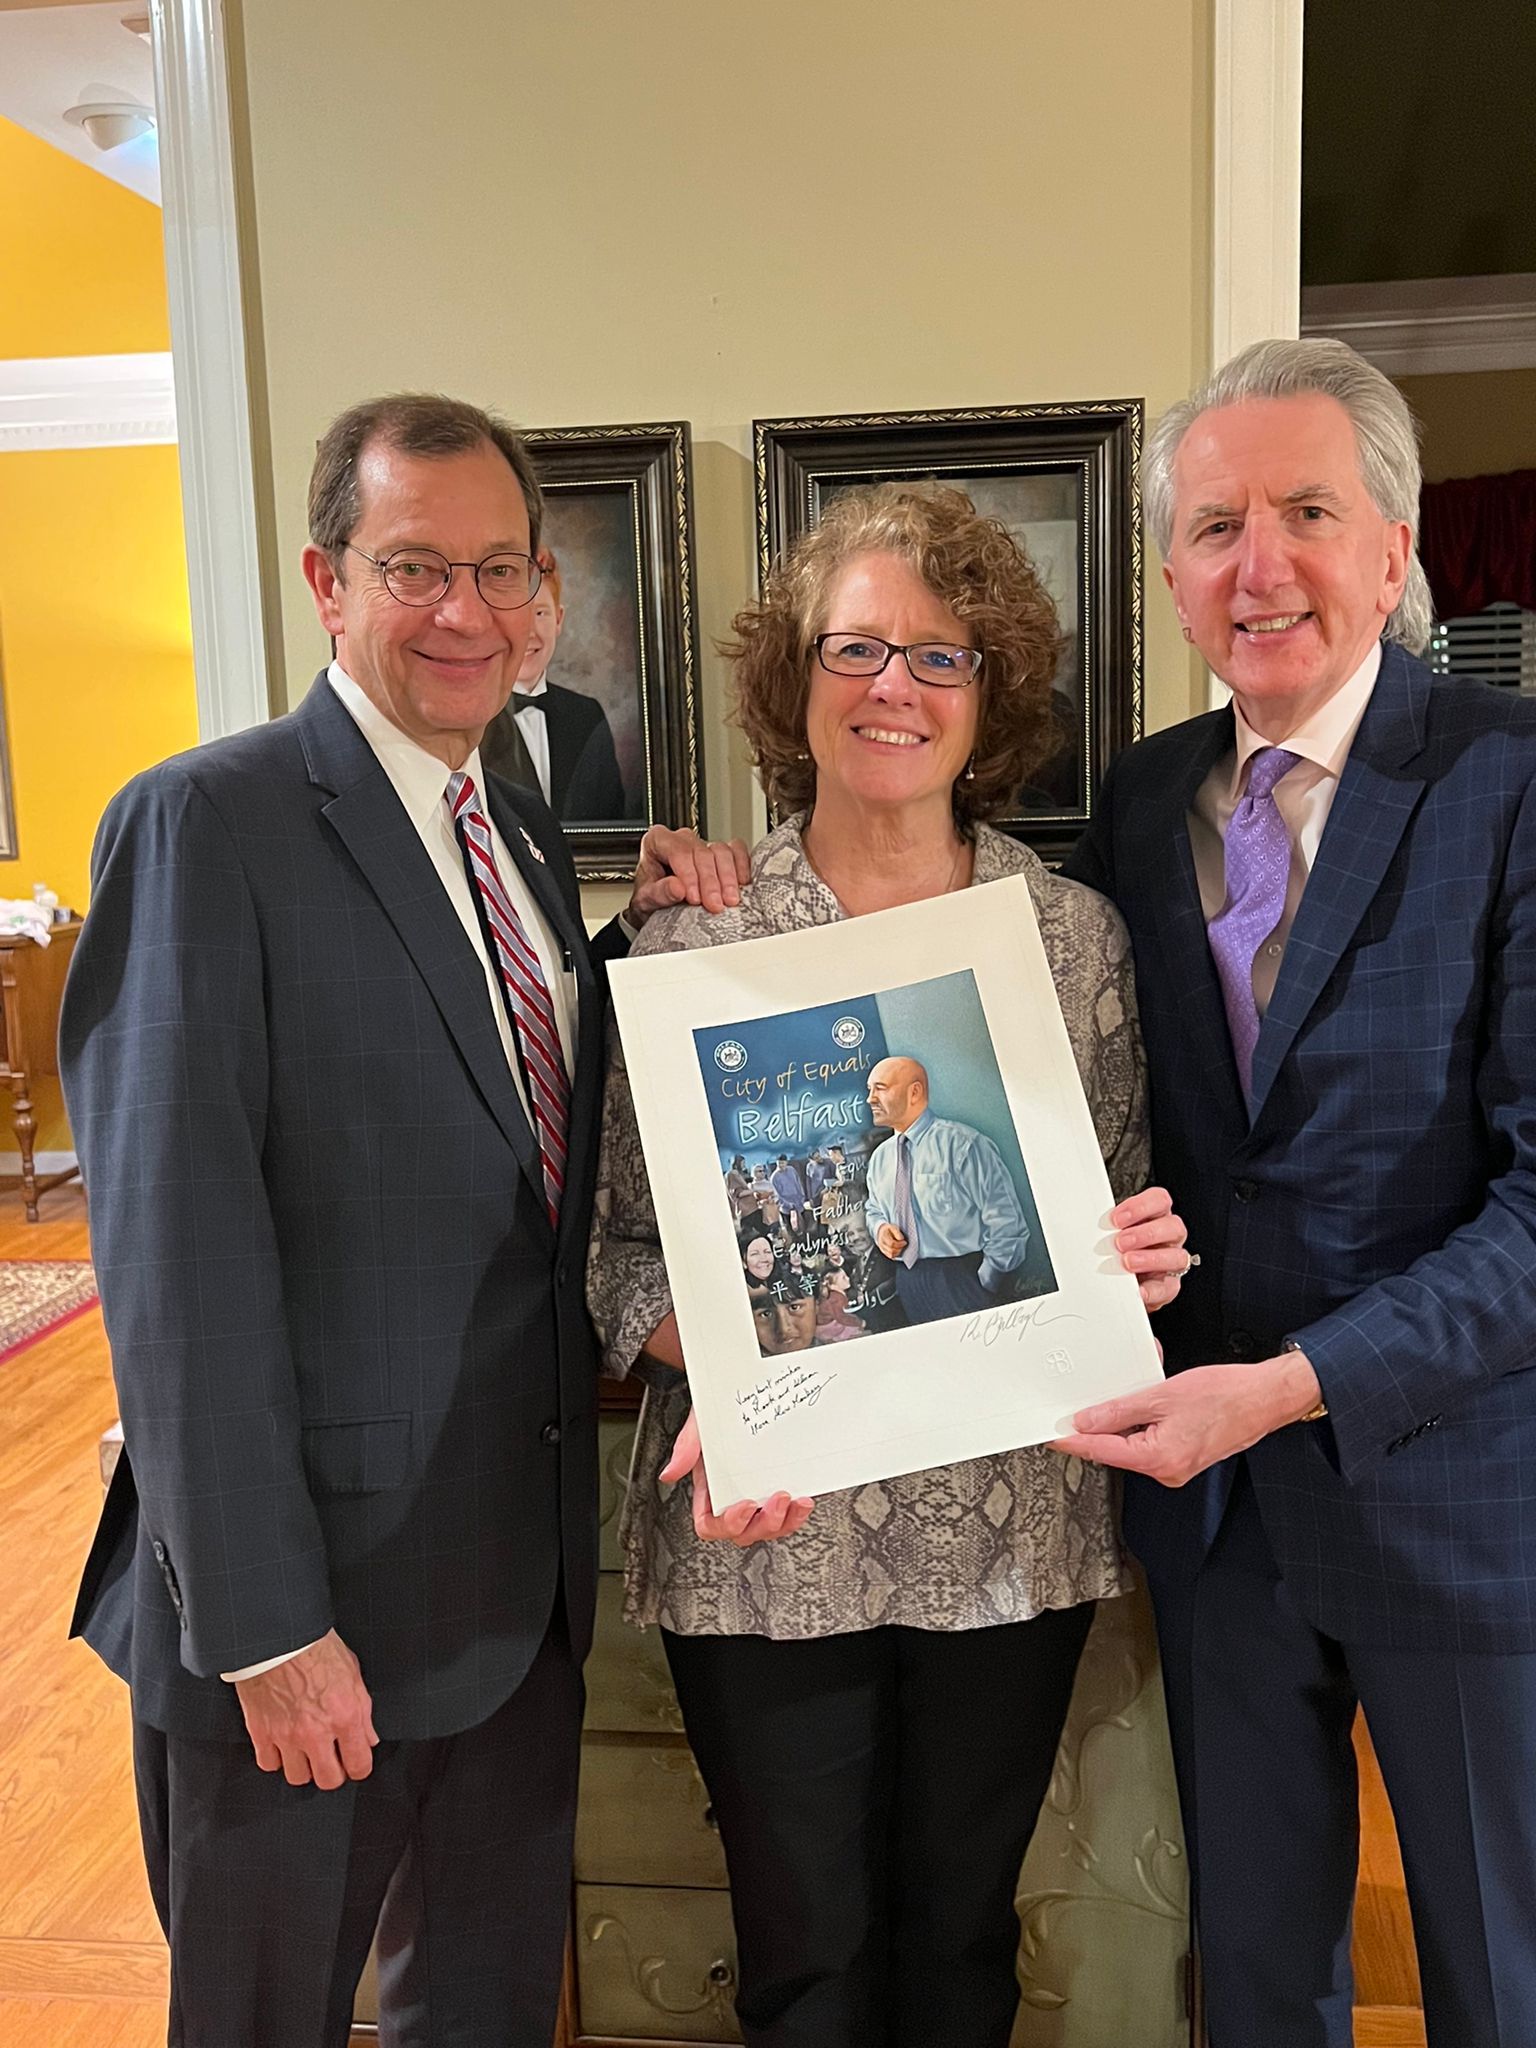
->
[754,401,1143,866]
[498,421,702,880]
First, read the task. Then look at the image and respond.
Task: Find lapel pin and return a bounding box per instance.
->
[519,826,546,864]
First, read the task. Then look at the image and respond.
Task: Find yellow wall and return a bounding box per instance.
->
[0,113,170,356]
[0,446,196,913]
[235,0,1210,882]
[1396,369,1536,483]
[0,115,198,1152]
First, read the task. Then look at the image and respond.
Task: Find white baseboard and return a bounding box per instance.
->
[0,1151,78,1176]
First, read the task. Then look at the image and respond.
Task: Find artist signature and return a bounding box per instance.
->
[959,1299,1086,1349]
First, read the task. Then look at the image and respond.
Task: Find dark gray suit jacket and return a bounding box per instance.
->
[61,676,619,1741]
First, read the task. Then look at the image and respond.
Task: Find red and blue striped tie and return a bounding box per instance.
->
[447,771,569,1226]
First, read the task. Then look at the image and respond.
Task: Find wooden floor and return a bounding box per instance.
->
[1353,1715,1426,2045]
[0,1186,167,2048]
[2,1182,1428,2046]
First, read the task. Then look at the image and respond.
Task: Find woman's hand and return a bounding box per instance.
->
[1111,1186,1190,1311]
[661,1409,815,1548]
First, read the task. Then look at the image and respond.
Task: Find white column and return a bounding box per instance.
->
[151,0,271,739]
[1205,0,1305,707]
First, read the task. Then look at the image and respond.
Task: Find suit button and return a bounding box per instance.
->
[541,1422,562,1446]
[1227,1330,1254,1359]
[1233,1179,1260,1204]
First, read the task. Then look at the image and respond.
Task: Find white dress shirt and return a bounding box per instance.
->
[510,674,552,802]
[222,663,578,1683]
[1188,642,1381,1019]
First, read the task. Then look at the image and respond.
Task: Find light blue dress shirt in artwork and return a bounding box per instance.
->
[864,1108,1029,1292]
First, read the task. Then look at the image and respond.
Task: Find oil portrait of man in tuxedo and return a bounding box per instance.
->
[482,548,636,822]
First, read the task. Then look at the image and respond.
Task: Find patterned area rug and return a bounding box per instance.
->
[0,1261,99,1364]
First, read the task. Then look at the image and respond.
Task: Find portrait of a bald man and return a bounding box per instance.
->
[863,1056,1029,1322]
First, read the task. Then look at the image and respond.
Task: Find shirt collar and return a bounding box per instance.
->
[899,1108,935,1142]
[512,675,549,704]
[327,661,488,830]
[1230,639,1382,793]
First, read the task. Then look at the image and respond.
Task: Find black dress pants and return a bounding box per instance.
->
[132,1617,583,2048]
[663,1605,1094,2048]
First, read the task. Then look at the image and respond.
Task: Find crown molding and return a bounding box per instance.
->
[0,353,176,451]
[1302,274,1536,376]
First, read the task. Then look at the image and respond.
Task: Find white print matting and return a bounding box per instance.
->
[608,877,1163,1502]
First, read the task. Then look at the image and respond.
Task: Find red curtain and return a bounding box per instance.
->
[1419,469,1536,620]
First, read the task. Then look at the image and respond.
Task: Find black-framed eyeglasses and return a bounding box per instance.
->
[346,544,542,611]
[814,632,982,688]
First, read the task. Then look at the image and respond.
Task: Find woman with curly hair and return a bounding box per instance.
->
[587,482,1187,2048]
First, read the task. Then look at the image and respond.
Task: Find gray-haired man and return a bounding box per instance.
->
[1060,338,1536,2044]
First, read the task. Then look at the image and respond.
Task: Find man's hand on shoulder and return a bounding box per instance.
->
[233,1628,378,1790]
[629,826,751,925]
[1050,1348,1325,1486]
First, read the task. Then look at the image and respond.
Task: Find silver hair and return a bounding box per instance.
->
[1142,336,1432,653]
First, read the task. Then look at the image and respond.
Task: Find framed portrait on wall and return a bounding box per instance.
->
[481,421,703,880]
[754,401,1143,866]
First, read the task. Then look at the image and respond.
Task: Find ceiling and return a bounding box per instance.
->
[0,2,159,204]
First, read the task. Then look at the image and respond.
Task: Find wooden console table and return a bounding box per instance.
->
[0,919,82,1220]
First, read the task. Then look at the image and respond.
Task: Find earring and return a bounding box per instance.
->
[963,756,977,782]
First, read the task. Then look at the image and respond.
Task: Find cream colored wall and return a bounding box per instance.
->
[235,0,1209,870]
[1396,368,1536,482]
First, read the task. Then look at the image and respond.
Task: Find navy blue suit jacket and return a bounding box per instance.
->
[1066,645,1536,1652]
[61,677,623,1739]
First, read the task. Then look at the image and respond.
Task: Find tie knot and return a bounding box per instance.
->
[446,769,477,819]
[1245,747,1301,802]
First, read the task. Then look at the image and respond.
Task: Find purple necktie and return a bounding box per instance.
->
[1207,746,1300,1097]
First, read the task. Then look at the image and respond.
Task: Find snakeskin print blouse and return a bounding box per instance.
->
[586,817,1149,1638]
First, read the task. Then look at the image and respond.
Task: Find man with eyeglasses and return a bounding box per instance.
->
[60,392,747,2048]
